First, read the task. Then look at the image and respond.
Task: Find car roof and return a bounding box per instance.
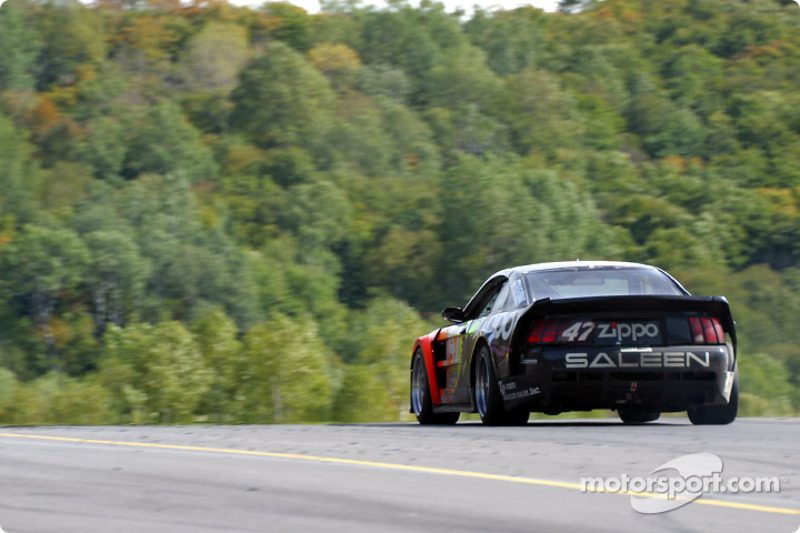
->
[491,260,662,279]
[460,261,681,313]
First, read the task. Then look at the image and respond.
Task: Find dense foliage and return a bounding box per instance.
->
[0,0,798,424]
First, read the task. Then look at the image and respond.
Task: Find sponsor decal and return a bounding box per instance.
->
[486,313,515,341]
[445,333,463,364]
[500,381,541,401]
[466,318,482,336]
[500,316,514,341]
[511,279,528,307]
[561,321,660,343]
[580,453,787,515]
[723,370,735,401]
[565,351,710,369]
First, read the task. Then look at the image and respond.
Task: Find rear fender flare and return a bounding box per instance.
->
[412,331,442,406]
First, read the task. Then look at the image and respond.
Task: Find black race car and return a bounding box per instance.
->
[410,261,738,426]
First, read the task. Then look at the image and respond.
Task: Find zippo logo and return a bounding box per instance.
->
[596,322,659,342]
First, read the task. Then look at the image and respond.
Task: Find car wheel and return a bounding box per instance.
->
[618,407,660,424]
[688,373,738,425]
[474,345,513,426]
[411,350,459,425]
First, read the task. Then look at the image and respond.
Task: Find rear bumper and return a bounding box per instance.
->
[501,345,735,412]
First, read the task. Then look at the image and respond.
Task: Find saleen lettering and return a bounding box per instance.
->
[565,351,710,369]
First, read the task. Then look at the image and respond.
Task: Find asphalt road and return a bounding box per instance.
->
[0,418,798,533]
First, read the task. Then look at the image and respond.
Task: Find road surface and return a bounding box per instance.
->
[0,418,798,532]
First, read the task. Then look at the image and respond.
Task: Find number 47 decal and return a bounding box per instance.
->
[561,321,595,342]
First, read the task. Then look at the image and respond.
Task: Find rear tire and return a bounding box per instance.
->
[618,408,660,424]
[411,350,459,425]
[688,374,738,425]
[474,346,528,425]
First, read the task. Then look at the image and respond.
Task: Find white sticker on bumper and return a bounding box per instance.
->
[722,371,735,401]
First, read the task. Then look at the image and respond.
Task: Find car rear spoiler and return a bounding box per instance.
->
[514,295,736,346]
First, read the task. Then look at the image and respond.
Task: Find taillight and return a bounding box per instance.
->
[688,317,725,344]
[689,316,704,343]
[702,317,718,343]
[542,321,560,343]
[528,319,562,344]
[528,320,545,343]
[712,319,725,343]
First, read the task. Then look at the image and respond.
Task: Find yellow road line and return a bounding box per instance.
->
[0,431,797,516]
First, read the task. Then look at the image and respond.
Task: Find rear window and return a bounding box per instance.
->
[524,267,683,300]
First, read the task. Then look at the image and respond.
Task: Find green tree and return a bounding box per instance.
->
[179,22,250,93]
[626,78,708,158]
[262,2,313,51]
[124,102,219,182]
[0,0,42,92]
[421,43,503,112]
[0,112,41,223]
[190,306,244,421]
[348,297,428,414]
[308,43,362,91]
[357,64,410,102]
[100,322,212,422]
[238,315,334,423]
[436,156,611,303]
[501,69,585,155]
[357,3,466,102]
[332,364,395,422]
[3,373,115,424]
[738,353,794,416]
[0,368,18,421]
[34,0,106,89]
[0,225,89,363]
[78,115,128,181]
[230,42,335,151]
[465,7,549,75]
[83,230,151,335]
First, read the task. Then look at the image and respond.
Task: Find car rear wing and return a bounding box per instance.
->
[513,295,736,347]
